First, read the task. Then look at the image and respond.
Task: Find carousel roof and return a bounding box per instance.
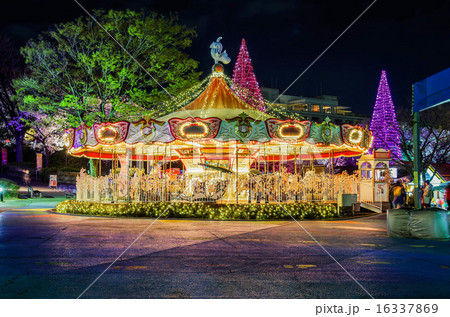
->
[158,66,271,121]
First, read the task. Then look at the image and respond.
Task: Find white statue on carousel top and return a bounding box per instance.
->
[210,37,231,65]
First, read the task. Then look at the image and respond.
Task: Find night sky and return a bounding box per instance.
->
[1,0,449,115]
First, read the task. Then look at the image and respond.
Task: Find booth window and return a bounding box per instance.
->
[375,162,388,181]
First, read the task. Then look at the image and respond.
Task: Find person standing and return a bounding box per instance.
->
[422,180,433,208]
[444,183,450,210]
[392,181,406,209]
[23,170,31,187]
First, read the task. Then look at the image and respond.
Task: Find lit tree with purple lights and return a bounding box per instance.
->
[369,70,402,160]
[232,39,265,112]
[0,35,26,162]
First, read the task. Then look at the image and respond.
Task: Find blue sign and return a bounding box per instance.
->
[413,67,450,112]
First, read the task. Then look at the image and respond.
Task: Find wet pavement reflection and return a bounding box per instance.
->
[1,199,449,298]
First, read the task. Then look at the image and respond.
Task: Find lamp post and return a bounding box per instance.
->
[413,111,421,209]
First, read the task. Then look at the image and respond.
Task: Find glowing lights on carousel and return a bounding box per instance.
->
[97,126,119,143]
[278,123,304,139]
[64,116,372,156]
[348,128,364,145]
[179,121,210,139]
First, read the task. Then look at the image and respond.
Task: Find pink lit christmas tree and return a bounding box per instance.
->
[369,70,402,160]
[231,39,266,111]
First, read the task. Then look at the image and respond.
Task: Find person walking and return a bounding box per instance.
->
[392,181,406,209]
[422,180,433,208]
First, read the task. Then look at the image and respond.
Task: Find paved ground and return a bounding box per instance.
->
[0,197,449,299]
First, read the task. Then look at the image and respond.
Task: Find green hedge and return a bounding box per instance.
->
[55,200,338,220]
[0,178,20,198]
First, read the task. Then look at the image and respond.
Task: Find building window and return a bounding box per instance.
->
[293,103,308,111]
[311,105,320,112]
[323,106,332,113]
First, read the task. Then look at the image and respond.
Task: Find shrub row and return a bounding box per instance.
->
[55,200,338,220]
[0,178,20,198]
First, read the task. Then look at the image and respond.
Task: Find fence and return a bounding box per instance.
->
[76,168,360,204]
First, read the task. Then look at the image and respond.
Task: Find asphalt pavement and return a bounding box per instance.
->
[0,197,449,299]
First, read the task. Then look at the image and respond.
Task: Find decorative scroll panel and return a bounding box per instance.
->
[266,119,312,142]
[93,121,130,145]
[168,117,221,141]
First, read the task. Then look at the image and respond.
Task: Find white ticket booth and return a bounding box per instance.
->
[358,149,391,212]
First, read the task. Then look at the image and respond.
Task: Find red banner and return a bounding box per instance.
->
[1,148,7,165]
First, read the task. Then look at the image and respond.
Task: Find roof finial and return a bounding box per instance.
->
[210,37,231,72]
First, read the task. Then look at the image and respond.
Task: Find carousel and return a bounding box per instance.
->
[63,38,373,204]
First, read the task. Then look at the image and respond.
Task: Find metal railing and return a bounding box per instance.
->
[76,168,360,204]
[359,181,383,212]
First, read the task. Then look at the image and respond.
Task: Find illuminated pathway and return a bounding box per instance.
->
[0,200,449,298]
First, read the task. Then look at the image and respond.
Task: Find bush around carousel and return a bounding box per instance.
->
[55,200,338,220]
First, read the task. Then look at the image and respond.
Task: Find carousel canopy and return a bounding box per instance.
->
[158,64,271,121]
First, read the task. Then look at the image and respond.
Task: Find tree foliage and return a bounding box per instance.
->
[13,9,201,128]
[396,104,450,176]
[0,34,26,161]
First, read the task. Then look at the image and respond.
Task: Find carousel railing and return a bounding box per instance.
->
[358,182,384,212]
[76,168,360,204]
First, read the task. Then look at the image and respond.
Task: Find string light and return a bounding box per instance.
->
[369,70,401,159]
[97,126,119,143]
[231,39,266,112]
[348,128,363,145]
[278,123,304,139]
[179,121,209,138]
